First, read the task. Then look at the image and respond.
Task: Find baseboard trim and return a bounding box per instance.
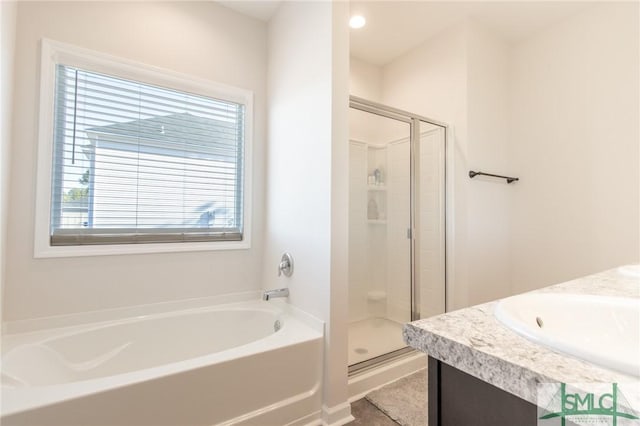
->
[321,402,354,426]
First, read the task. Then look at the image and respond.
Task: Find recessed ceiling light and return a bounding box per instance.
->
[349,15,366,29]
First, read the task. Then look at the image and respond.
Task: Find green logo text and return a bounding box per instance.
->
[539,383,639,426]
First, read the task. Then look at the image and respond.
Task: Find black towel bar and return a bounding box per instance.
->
[469,170,519,184]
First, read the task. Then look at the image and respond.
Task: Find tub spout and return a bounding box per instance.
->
[262,288,289,301]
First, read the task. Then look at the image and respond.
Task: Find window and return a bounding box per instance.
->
[35,40,253,257]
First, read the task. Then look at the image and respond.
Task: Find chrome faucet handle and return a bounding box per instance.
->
[278,253,294,277]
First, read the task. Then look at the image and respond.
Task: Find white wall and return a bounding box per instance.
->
[4,1,267,322]
[1,1,18,323]
[465,23,511,304]
[509,2,640,293]
[265,0,332,335]
[265,1,351,422]
[350,57,382,103]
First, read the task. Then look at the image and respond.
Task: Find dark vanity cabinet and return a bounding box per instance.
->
[428,357,538,426]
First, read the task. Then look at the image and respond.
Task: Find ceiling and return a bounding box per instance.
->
[216,1,593,66]
[349,1,593,66]
[217,0,281,21]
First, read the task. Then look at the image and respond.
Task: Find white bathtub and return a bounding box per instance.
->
[1,298,324,426]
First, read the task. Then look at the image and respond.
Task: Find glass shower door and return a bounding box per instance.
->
[348,107,412,368]
[348,98,448,372]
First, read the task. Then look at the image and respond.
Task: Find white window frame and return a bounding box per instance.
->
[34,39,253,258]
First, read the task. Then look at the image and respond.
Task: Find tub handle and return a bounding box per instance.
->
[278,253,294,277]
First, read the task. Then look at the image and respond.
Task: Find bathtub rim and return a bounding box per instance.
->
[2,291,268,335]
[2,292,323,340]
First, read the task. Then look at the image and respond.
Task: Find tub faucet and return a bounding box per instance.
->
[262,288,289,301]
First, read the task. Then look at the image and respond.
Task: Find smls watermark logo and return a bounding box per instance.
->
[538,383,640,426]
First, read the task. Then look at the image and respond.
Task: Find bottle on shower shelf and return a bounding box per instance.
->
[373,168,384,185]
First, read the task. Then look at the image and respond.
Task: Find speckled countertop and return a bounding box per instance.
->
[403,267,640,407]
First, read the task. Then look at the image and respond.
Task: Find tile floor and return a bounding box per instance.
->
[347,398,400,426]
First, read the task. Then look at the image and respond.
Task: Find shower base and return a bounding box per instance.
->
[348,317,406,366]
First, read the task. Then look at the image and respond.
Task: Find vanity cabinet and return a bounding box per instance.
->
[428,357,537,426]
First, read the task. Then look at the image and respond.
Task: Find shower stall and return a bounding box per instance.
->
[348,97,446,372]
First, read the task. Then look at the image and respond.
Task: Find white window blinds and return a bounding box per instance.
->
[50,64,245,246]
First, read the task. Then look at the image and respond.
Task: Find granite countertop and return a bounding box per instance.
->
[403,267,640,407]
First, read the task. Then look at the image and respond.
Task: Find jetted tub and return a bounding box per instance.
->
[1,298,324,426]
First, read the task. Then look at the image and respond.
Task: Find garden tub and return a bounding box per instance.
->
[1,298,323,425]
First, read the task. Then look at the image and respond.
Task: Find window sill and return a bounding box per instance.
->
[33,239,251,258]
